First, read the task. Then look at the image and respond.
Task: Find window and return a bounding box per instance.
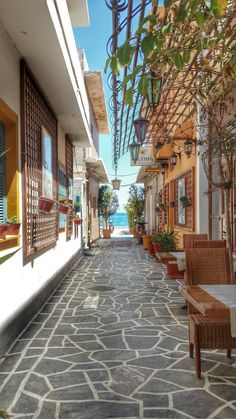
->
[177,178,185,224]
[42,126,53,198]
[174,170,194,229]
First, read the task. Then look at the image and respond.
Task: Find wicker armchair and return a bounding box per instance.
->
[192,240,226,248]
[185,248,235,378]
[183,234,208,249]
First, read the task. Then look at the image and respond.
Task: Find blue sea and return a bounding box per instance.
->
[100,212,128,227]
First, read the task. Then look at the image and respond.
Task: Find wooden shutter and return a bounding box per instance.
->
[0,123,6,223]
[66,137,73,241]
[21,61,58,257]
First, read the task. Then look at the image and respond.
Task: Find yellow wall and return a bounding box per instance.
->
[0,98,19,222]
[161,140,196,249]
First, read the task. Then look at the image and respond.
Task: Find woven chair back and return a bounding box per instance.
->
[192,240,226,248]
[183,234,208,249]
[186,248,232,285]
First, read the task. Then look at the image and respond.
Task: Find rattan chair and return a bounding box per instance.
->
[183,233,208,249]
[192,240,226,248]
[185,247,235,378]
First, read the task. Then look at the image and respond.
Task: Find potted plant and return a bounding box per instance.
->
[74,216,82,225]
[159,203,165,210]
[58,195,69,214]
[38,196,57,213]
[152,232,162,253]
[156,226,179,253]
[98,185,119,239]
[0,221,8,239]
[0,408,10,419]
[179,196,191,208]
[7,216,21,235]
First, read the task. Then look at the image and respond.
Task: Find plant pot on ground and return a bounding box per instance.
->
[103,229,111,239]
[7,216,21,235]
[166,261,185,279]
[142,234,152,250]
[0,223,8,239]
[154,226,179,253]
[149,241,155,255]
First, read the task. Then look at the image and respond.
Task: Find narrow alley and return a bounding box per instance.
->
[0,239,236,419]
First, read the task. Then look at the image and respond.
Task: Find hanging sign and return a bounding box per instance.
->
[130,145,155,166]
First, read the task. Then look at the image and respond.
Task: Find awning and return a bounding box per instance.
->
[84,71,109,134]
[85,158,109,183]
[0,0,92,147]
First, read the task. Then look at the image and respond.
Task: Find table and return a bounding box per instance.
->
[179,285,230,317]
[179,284,236,336]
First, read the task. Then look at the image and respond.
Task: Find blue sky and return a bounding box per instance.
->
[74,0,139,212]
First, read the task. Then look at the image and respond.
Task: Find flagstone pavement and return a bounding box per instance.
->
[0,238,236,419]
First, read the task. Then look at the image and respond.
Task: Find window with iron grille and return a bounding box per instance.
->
[66,137,73,241]
[174,169,194,229]
[20,60,58,258]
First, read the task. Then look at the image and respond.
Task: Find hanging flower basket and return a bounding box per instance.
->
[38,196,57,213]
[180,196,191,208]
[59,203,69,214]
[74,218,82,225]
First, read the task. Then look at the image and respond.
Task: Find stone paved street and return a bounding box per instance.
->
[0,239,236,418]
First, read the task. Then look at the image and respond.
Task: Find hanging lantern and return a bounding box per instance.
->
[129,141,141,165]
[147,72,162,108]
[170,151,178,166]
[133,117,149,144]
[160,164,167,175]
[184,138,194,158]
[111,178,121,190]
[155,142,163,152]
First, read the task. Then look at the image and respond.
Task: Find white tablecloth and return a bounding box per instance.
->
[200,284,236,337]
[170,252,186,271]
[170,252,236,273]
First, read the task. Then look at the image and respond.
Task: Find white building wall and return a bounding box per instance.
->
[196,103,209,234]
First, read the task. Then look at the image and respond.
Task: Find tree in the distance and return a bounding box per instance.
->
[98,185,119,229]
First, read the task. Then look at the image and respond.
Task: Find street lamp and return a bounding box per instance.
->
[129,141,141,165]
[147,72,162,108]
[160,163,168,175]
[133,117,149,144]
[111,178,121,190]
[184,138,194,158]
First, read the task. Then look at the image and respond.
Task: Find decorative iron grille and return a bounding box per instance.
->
[20,60,58,258]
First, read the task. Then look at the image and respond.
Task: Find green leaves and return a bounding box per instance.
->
[206,0,228,17]
[117,41,134,66]
[138,75,148,95]
[124,87,134,105]
[164,0,175,8]
[110,56,120,75]
[141,34,156,57]
[166,50,185,69]
[195,11,206,28]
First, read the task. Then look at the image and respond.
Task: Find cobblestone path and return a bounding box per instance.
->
[0,239,236,419]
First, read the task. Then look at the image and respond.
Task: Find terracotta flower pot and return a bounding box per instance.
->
[103,229,111,239]
[166,261,184,279]
[38,196,56,213]
[0,224,8,239]
[142,235,152,250]
[153,242,162,253]
[59,203,69,214]
[149,242,155,255]
[7,222,21,235]
[74,218,82,225]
